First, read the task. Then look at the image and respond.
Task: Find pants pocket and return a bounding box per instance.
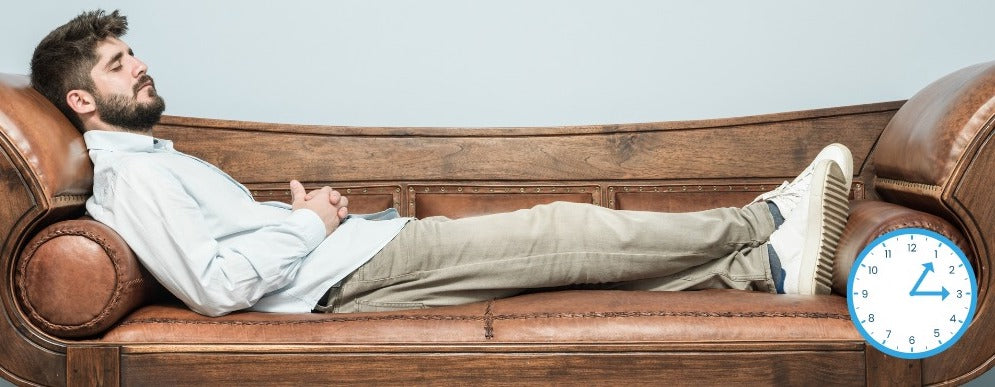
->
[353,299,426,312]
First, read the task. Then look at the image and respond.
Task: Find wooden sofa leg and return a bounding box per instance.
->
[866,346,921,386]
[67,346,119,387]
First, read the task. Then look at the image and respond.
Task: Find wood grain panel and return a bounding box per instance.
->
[866,346,921,386]
[68,346,119,387]
[153,104,896,185]
[410,185,598,219]
[121,350,864,385]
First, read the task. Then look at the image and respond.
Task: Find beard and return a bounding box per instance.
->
[94,76,166,133]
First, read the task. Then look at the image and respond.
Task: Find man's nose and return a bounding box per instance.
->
[131,57,148,77]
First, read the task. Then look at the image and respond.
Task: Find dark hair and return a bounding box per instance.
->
[30,9,129,132]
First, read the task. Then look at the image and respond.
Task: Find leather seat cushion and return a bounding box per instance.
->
[100,289,860,343]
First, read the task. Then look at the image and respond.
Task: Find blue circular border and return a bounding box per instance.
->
[847,227,978,360]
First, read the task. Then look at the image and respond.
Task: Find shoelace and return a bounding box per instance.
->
[756,167,816,215]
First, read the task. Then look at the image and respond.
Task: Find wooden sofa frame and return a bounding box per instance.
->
[2,61,995,385]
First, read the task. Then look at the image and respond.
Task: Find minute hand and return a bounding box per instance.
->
[909,262,950,300]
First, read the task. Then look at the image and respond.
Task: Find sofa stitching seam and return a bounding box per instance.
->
[483,300,495,340]
[51,194,89,204]
[17,226,128,331]
[874,177,942,192]
[116,310,851,327]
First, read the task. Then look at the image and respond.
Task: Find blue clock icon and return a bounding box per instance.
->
[847,228,977,359]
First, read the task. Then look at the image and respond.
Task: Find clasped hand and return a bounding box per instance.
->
[289,180,349,236]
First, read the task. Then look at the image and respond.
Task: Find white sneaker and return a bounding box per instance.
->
[754,143,853,220]
[768,160,850,295]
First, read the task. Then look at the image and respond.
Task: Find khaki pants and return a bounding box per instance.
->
[322,201,776,313]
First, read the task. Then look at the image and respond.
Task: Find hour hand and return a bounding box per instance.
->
[909,262,949,300]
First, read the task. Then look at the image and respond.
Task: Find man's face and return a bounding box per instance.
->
[88,37,165,132]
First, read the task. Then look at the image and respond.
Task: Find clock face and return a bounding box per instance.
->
[848,228,977,359]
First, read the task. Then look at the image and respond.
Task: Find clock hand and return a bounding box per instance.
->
[909,262,950,300]
[911,287,950,300]
[909,262,932,294]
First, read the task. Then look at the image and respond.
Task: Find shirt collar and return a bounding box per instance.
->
[83,130,173,153]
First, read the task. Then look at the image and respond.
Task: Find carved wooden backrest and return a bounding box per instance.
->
[153,103,899,220]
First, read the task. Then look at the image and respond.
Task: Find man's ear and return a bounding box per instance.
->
[66,89,96,115]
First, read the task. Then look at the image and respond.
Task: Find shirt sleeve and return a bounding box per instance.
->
[97,160,326,317]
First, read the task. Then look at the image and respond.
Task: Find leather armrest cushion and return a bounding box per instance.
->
[16,218,161,338]
[832,200,970,295]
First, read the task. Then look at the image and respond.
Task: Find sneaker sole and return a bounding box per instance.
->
[797,160,850,295]
[819,143,854,189]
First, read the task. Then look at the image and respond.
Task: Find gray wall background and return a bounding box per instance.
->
[2,1,994,127]
[2,1,995,385]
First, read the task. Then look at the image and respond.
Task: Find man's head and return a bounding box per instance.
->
[31,9,165,133]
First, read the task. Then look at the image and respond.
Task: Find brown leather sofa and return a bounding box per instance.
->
[1,61,994,386]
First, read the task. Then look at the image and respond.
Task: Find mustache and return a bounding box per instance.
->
[134,75,155,94]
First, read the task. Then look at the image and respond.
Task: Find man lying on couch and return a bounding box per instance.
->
[29,9,852,317]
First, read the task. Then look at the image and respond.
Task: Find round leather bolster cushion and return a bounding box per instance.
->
[832,200,971,295]
[16,218,161,338]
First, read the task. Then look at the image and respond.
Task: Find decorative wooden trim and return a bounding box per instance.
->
[68,346,120,387]
[156,101,905,138]
[852,181,866,200]
[608,182,867,209]
[116,348,867,385]
[607,183,775,210]
[865,346,921,386]
[407,184,601,216]
[248,184,403,214]
[408,184,600,196]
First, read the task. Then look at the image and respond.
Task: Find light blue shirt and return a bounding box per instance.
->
[84,131,410,316]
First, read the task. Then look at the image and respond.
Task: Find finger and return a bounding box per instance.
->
[306,186,330,201]
[305,187,323,200]
[338,206,349,219]
[328,190,341,205]
[317,186,332,201]
[289,180,306,205]
[338,195,349,208]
